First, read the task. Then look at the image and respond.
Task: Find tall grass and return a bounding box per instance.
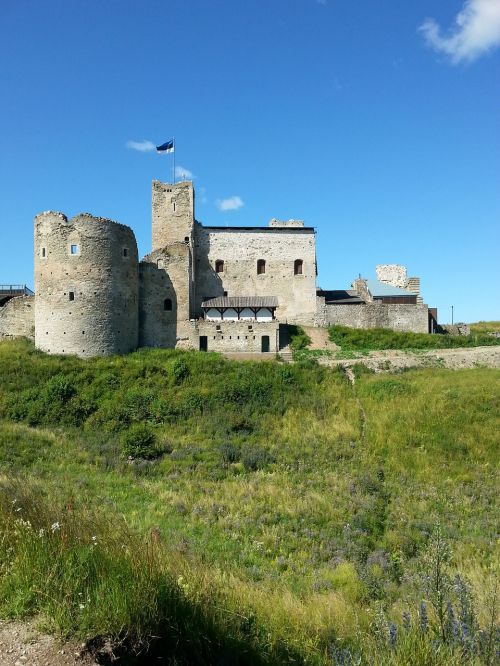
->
[469,321,500,335]
[328,324,500,351]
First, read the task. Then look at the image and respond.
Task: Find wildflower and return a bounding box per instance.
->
[91,535,97,542]
[419,601,428,634]
[79,603,85,610]
[15,507,21,512]
[14,518,31,529]
[38,528,45,538]
[402,611,411,633]
[51,521,61,532]
[388,623,397,649]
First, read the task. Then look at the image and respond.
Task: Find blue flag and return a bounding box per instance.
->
[156,140,174,153]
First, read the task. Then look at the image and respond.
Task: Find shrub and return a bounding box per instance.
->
[121,424,158,459]
[219,442,241,464]
[288,325,312,351]
[241,445,275,471]
[172,358,190,384]
[45,374,76,402]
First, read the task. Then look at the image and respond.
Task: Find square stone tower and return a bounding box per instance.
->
[140,180,196,347]
[152,180,195,249]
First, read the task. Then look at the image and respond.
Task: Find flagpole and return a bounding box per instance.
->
[173,136,176,184]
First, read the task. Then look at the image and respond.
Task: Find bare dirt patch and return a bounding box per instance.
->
[0,620,97,666]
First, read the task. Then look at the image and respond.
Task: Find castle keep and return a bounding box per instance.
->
[0,180,434,356]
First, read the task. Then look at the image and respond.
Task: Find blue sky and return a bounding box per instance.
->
[1,0,499,323]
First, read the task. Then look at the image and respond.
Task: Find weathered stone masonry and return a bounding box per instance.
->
[0,178,435,356]
[0,296,34,340]
[34,212,139,358]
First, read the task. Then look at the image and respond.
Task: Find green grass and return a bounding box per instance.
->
[287,324,312,351]
[469,321,500,335]
[0,338,498,664]
[328,324,500,351]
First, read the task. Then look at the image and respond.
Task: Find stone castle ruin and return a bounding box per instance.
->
[0,180,435,357]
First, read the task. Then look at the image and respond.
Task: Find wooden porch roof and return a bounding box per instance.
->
[201,296,278,309]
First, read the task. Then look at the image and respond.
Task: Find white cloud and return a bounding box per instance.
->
[126,139,156,152]
[419,0,500,64]
[216,196,244,211]
[175,165,194,180]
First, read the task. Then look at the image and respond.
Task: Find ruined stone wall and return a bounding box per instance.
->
[0,296,35,340]
[34,212,139,357]
[193,227,317,323]
[316,297,429,333]
[197,319,279,353]
[376,264,408,288]
[139,244,193,349]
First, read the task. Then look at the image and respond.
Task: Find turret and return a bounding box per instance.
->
[34,211,139,357]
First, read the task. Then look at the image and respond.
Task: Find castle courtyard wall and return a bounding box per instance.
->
[0,296,35,340]
[193,226,317,324]
[316,298,429,333]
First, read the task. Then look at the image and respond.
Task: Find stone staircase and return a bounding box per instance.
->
[279,345,294,363]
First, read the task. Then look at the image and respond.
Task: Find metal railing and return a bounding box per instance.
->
[0,284,34,296]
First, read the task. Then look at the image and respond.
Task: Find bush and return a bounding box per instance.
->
[121,424,158,459]
[172,358,190,384]
[219,442,241,464]
[241,445,275,471]
[45,374,76,402]
[288,325,312,351]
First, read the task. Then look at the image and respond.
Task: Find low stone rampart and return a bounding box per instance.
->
[316,297,429,333]
[0,296,35,340]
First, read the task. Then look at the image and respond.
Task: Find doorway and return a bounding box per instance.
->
[261,335,270,352]
[199,336,208,352]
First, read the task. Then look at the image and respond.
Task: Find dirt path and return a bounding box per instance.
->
[302,326,339,351]
[320,345,500,372]
[0,620,97,666]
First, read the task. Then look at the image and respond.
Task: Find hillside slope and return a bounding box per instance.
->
[0,339,498,664]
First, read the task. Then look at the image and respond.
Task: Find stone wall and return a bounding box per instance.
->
[34,212,139,358]
[193,226,317,323]
[139,244,193,348]
[376,264,408,288]
[316,297,429,333]
[0,296,35,340]
[197,319,279,353]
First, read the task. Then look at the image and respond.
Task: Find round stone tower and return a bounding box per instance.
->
[34,212,139,357]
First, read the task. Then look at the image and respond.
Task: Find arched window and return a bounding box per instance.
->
[215,260,224,273]
[257,259,266,275]
[294,259,303,275]
[163,298,172,311]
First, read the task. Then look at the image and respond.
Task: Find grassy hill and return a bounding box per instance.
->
[0,339,498,664]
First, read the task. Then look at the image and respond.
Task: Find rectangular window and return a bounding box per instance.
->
[41,247,46,257]
[70,244,78,255]
[69,292,75,301]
